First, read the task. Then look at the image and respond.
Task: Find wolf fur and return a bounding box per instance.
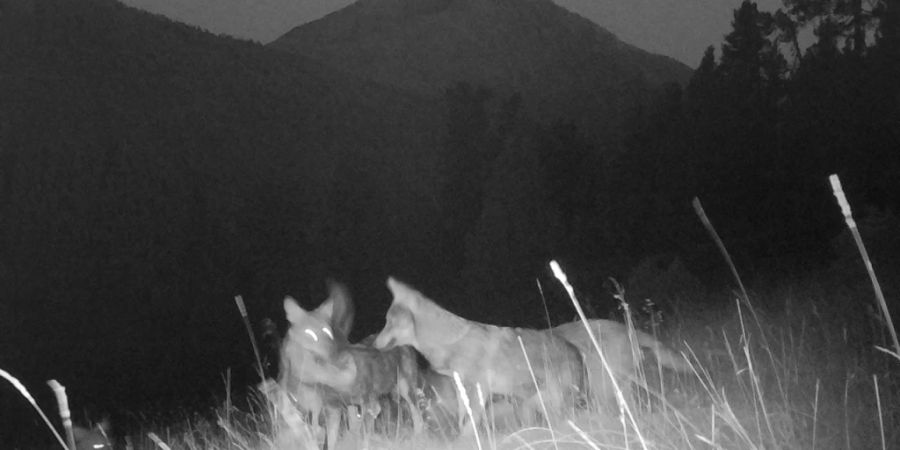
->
[373,277,585,434]
[552,319,690,406]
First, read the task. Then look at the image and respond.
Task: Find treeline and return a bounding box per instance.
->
[614,0,900,275]
[431,0,900,318]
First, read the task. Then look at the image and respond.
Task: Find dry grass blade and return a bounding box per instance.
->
[235,295,266,382]
[549,260,649,450]
[828,174,900,356]
[453,371,484,450]
[47,379,77,450]
[0,368,68,450]
[147,432,173,450]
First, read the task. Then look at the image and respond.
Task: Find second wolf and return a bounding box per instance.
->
[373,277,585,434]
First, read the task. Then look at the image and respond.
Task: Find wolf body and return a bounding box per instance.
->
[373,277,585,434]
[552,319,690,406]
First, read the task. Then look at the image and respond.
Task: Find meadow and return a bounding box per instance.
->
[6,191,899,450]
[8,232,900,450]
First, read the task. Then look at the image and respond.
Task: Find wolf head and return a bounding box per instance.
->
[373,277,419,350]
[284,281,354,360]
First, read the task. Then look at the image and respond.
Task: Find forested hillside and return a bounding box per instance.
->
[0,0,447,419]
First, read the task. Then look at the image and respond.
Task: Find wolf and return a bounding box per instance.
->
[280,285,423,446]
[273,280,357,449]
[552,319,690,406]
[372,277,585,434]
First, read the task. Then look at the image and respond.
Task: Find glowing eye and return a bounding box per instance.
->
[321,327,333,340]
[303,329,318,341]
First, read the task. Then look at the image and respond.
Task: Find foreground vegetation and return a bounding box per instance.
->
[11,254,896,449]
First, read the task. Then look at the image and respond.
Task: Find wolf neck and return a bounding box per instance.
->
[412,294,470,363]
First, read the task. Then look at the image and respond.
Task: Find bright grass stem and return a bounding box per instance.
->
[828,174,900,356]
[234,295,266,382]
[549,260,649,450]
[47,379,77,450]
[0,368,69,450]
[147,432,173,450]
[452,371,484,450]
[873,374,885,450]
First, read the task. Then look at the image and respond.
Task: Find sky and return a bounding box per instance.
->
[121,0,786,68]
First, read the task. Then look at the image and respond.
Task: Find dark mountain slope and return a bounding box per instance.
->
[0,0,444,433]
[270,0,692,143]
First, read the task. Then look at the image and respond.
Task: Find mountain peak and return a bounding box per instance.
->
[270,0,691,141]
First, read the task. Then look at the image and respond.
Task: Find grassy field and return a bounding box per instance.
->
[30,267,893,450]
[7,197,900,449]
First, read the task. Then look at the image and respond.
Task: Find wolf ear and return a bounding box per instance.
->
[284,296,308,324]
[325,279,355,340]
[314,296,335,320]
[386,277,419,308]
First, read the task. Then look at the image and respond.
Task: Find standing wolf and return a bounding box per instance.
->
[373,277,585,434]
[279,282,423,447]
[273,280,355,449]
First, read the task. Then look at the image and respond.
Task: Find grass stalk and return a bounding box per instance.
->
[0,368,68,449]
[47,379,77,450]
[549,260,649,450]
[873,374,885,450]
[235,295,266,382]
[452,371,484,450]
[828,174,900,355]
[812,378,819,450]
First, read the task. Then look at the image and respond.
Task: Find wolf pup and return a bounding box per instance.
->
[373,277,585,435]
[282,286,423,443]
[552,319,690,406]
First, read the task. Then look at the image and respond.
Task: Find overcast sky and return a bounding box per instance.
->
[121,0,785,67]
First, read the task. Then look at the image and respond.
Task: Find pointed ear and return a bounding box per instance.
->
[325,279,355,339]
[284,296,307,324]
[314,296,335,321]
[387,277,417,308]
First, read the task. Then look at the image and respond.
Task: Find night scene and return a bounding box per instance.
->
[1,0,899,449]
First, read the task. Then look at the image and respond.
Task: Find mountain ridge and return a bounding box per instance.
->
[270,0,692,143]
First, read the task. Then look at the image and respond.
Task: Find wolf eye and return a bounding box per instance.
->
[321,327,334,340]
[303,329,318,341]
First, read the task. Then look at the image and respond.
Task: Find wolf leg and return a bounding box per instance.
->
[324,406,341,450]
[396,376,424,435]
[458,385,486,436]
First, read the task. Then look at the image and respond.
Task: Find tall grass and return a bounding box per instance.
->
[21,270,889,450]
[11,179,898,448]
